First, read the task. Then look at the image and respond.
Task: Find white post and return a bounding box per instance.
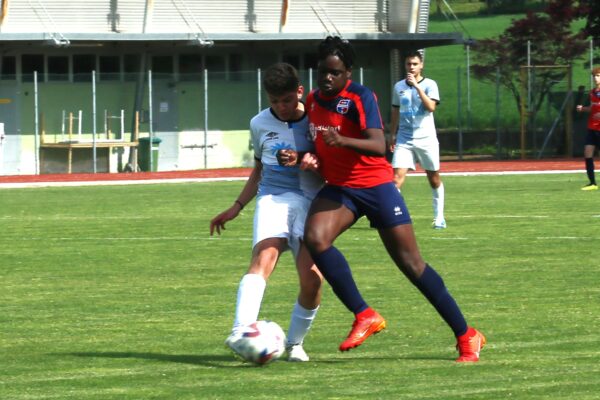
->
[78,110,83,138]
[0,123,5,175]
[92,70,97,173]
[34,71,40,174]
[61,110,66,141]
[309,67,313,92]
[204,68,208,169]
[148,69,154,171]
[257,68,261,114]
[359,67,363,85]
[120,109,125,140]
[104,109,108,137]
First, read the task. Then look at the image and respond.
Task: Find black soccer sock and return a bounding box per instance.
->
[585,158,596,185]
[413,264,468,337]
[311,246,368,315]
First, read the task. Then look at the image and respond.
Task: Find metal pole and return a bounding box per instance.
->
[257,68,261,114]
[495,67,501,158]
[359,67,363,85]
[466,43,471,130]
[204,68,208,169]
[457,66,463,160]
[148,69,154,172]
[34,71,39,174]
[527,40,531,153]
[591,39,594,89]
[309,68,313,92]
[92,70,97,173]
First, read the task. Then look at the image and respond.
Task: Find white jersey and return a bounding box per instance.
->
[250,107,322,200]
[392,77,440,142]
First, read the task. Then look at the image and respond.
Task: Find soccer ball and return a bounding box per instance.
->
[238,320,286,365]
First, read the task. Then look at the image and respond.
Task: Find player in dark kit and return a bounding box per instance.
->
[576,66,600,191]
[278,36,485,362]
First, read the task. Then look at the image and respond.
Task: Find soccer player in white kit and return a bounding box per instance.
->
[389,51,446,229]
[210,63,323,362]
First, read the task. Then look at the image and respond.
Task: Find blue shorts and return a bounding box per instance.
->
[584,129,600,147]
[316,182,412,229]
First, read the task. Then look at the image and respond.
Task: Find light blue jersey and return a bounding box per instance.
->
[392,78,440,142]
[250,108,322,199]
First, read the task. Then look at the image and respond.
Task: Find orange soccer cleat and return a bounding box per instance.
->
[339,310,386,351]
[456,327,486,362]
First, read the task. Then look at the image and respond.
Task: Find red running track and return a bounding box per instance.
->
[0,158,584,185]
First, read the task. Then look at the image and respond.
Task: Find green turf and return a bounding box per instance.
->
[1,173,599,399]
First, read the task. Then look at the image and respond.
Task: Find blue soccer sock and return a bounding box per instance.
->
[414,264,468,337]
[311,246,368,315]
[585,158,596,185]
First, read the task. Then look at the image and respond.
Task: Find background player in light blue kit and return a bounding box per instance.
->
[210,63,323,362]
[389,51,446,229]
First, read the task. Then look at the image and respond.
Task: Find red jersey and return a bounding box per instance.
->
[587,88,600,131]
[306,80,393,188]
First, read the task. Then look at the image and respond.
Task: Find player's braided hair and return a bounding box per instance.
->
[263,62,300,96]
[317,36,355,69]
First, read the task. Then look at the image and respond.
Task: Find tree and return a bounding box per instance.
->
[471,0,588,117]
[577,0,600,40]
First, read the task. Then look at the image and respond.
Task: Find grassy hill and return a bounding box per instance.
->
[423,11,593,157]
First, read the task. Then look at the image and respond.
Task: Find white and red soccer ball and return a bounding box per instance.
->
[238,320,286,365]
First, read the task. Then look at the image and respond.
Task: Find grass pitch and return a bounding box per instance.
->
[1,173,599,399]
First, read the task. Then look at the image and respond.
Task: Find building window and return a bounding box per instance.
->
[229,53,243,81]
[99,55,120,81]
[205,55,225,80]
[178,54,203,81]
[22,54,45,82]
[73,54,96,82]
[124,54,141,81]
[304,53,319,70]
[0,56,16,80]
[282,55,300,70]
[48,56,69,81]
[152,56,173,79]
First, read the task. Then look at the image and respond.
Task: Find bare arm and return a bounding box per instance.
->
[322,126,387,157]
[388,105,399,152]
[209,160,262,235]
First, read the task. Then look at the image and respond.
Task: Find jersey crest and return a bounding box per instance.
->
[336,99,351,114]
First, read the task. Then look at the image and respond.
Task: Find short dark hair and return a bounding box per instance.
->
[405,50,424,62]
[592,66,600,76]
[317,36,355,69]
[263,63,300,96]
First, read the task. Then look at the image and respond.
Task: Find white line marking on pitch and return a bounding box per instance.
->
[536,237,597,240]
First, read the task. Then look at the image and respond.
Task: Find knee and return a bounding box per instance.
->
[300,271,322,296]
[393,173,404,188]
[395,256,426,281]
[304,227,331,255]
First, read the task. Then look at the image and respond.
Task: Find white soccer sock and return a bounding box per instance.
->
[231,273,266,333]
[286,301,319,346]
[432,183,445,221]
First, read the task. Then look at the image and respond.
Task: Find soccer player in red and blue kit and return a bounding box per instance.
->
[576,66,600,191]
[279,36,485,362]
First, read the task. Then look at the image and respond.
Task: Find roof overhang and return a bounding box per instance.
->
[0,31,465,49]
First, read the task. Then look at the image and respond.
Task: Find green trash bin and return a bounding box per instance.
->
[138,136,162,172]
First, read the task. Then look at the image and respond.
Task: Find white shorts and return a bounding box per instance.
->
[391,139,440,171]
[253,192,312,258]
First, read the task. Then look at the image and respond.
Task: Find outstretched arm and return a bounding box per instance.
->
[209,160,262,235]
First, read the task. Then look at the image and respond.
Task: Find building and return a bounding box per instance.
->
[0,0,463,174]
